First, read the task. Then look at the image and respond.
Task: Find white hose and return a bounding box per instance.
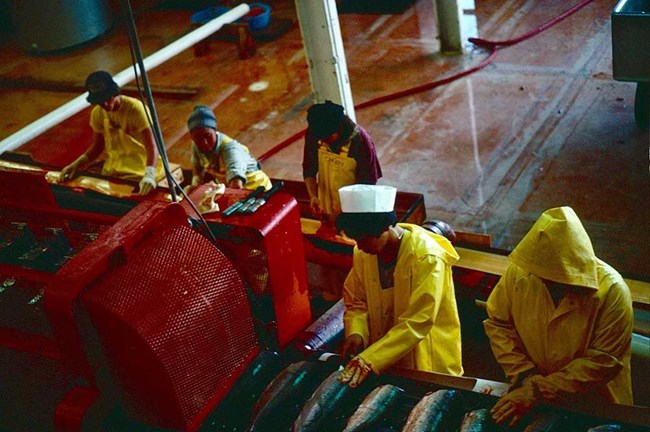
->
[0,3,250,155]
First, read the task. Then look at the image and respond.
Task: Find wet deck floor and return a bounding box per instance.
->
[0,0,647,278]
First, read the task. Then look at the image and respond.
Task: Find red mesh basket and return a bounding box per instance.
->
[82,222,258,430]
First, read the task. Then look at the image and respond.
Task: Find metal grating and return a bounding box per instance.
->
[83,222,258,430]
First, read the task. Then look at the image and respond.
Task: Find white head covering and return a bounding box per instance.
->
[339,184,397,213]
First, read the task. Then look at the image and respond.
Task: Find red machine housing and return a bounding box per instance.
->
[0,169,311,431]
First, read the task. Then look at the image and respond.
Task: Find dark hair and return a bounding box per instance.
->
[85,70,120,104]
[335,212,397,239]
[307,100,345,139]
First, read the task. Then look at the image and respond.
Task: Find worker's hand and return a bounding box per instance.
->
[338,355,373,388]
[491,381,540,427]
[138,166,157,195]
[341,334,364,361]
[228,177,244,189]
[309,195,322,214]
[59,155,88,182]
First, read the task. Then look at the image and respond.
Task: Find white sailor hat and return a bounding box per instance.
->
[339,184,397,213]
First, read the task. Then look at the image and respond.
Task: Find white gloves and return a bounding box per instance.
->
[139,166,157,195]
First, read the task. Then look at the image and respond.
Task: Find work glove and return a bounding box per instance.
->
[139,166,157,195]
[338,355,373,388]
[490,380,540,427]
[59,154,88,182]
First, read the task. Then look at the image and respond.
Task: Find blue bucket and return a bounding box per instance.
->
[190,3,271,30]
[246,3,271,30]
[190,6,231,25]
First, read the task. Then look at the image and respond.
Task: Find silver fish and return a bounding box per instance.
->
[342,384,404,432]
[522,411,566,432]
[293,369,374,432]
[248,360,335,432]
[401,389,460,432]
[459,408,491,432]
[587,426,622,432]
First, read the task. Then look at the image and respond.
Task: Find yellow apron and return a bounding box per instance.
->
[100,117,163,181]
[317,141,356,217]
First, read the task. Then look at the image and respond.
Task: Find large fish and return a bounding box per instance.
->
[293,369,375,432]
[587,426,622,432]
[458,408,492,432]
[342,384,405,432]
[248,360,337,432]
[522,411,567,432]
[401,389,462,432]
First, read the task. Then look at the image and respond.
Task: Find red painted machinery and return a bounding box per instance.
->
[0,168,310,431]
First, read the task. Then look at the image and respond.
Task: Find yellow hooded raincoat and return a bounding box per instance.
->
[483,207,634,405]
[343,223,463,376]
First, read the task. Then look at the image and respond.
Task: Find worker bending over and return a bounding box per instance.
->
[336,184,463,388]
[186,105,271,192]
[60,70,163,195]
[484,206,634,427]
[303,101,382,220]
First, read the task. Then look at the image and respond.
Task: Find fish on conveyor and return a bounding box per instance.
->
[458,408,493,432]
[342,384,405,432]
[587,426,622,432]
[293,369,375,432]
[522,411,566,432]
[401,389,462,432]
[248,360,337,432]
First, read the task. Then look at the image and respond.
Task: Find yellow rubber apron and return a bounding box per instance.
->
[100,117,163,181]
[317,141,356,217]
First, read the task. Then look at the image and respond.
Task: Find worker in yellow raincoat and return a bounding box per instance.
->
[335,184,463,388]
[484,206,634,427]
[59,71,163,195]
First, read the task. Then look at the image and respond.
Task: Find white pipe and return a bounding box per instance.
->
[0,3,250,155]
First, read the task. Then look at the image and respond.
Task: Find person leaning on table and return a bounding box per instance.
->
[59,70,163,195]
[335,184,463,388]
[484,206,634,427]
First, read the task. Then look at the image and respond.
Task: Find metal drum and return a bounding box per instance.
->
[8,0,113,53]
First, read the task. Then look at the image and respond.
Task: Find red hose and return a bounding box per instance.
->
[468,0,596,48]
[259,0,595,162]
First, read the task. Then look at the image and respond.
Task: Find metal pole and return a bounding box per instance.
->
[294,0,356,121]
[435,0,464,55]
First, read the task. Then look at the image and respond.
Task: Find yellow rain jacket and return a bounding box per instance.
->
[89,95,163,181]
[484,207,634,405]
[343,223,463,376]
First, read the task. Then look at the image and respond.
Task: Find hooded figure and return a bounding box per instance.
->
[484,207,633,427]
[336,184,463,389]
